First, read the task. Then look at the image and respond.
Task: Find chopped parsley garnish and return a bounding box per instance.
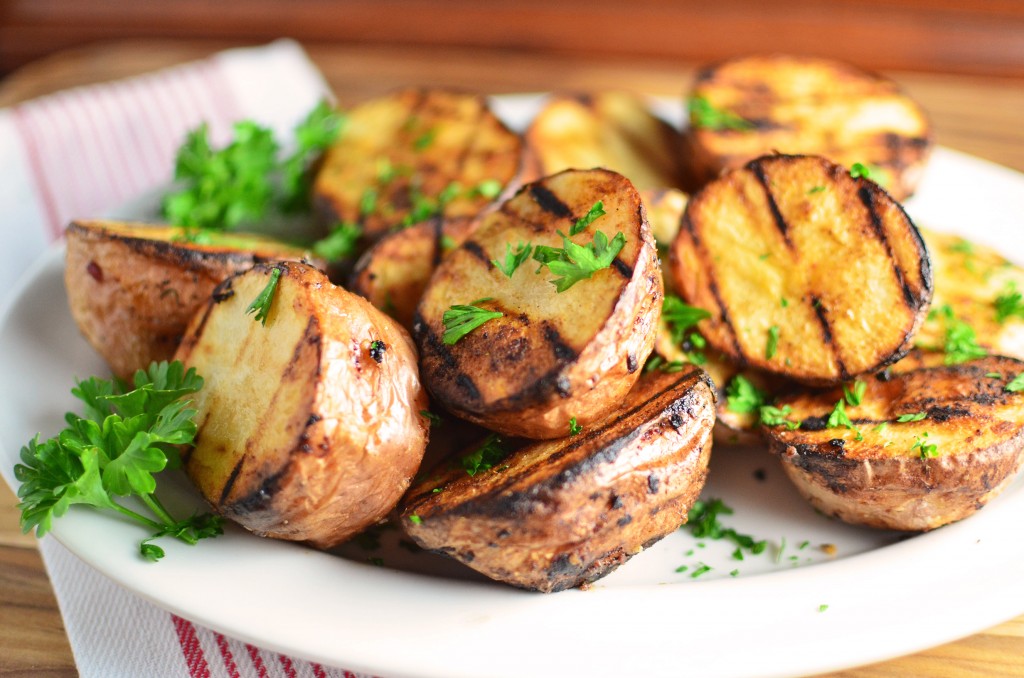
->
[419,410,443,427]
[725,375,768,414]
[826,399,855,431]
[312,222,362,261]
[413,128,436,151]
[912,432,938,458]
[994,282,1024,324]
[807,185,825,195]
[14,361,221,561]
[929,303,988,364]
[1005,373,1024,392]
[441,302,503,345]
[690,563,712,579]
[948,238,975,255]
[686,498,767,556]
[818,604,829,613]
[470,179,503,200]
[541,229,627,293]
[843,381,866,407]
[688,96,753,131]
[897,412,927,422]
[873,422,888,433]
[780,297,789,308]
[849,162,877,181]
[986,372,1003,379]
[460,434,506,476]
[359,187,379,217]
[759,405,800,430]
[662,296,712,358]
[408,515,423,525]
[569,417,582,436]
[766,325,780,360]
[246,267,282,326]
[570,201,606,236]
[492,241,533,278]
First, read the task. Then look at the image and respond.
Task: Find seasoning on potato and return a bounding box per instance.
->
[400,367,715,592]
[414,167,662,439]
[175,261,429,549]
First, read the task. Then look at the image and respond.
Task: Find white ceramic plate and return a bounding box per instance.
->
[2,97,1024,678]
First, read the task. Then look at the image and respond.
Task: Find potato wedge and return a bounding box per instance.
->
[348,215,477,332]
[915,228,1024,360]
[312,89,530,242]
[399,367,715,592]
[175,261,429,549]
[526,92,686,191]
[669,154,932,386]
[683,54,933,201]
[763,352,1024,531]
[415,168,662,439]
[65,219,316,381]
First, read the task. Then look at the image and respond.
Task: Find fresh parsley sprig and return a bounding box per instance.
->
[246,267,283,326]
[541,229,627,293]
[442,300,503,345]
[570,201,606,235]
[493,241,533,278]
[14,361,221,561]
[460,433,507,476]
[688,96,753,131]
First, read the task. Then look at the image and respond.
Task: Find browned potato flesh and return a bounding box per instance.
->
[915,228,1024,360]
[763,352,1024,531]
[400,368,715,592]
[415,168,662,439]
[669,154,932,386]
[526,92,686,191]
[348,216,477,331]
[175,262,429,549]
[313,89,529,241]
[684,54,932,201]
[65,219,315,381]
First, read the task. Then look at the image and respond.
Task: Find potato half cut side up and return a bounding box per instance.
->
[414,168,662,439]
[763,352,1024,531]
[683,54,933,201]
[312,88,531,242]
[669,154,932,386]
[175,261,429,549]
[64,219,317,381]
[400,368,716,593]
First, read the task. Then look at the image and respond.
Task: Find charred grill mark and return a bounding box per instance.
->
[810,295,849,379]
[219,458,245,506]
[414,313,459,370]
[708,277,746,363]
[430,216,446,267]
[542,323,579,362]
[455,373,483,402]
[857,187,917,307]
[462,239,492,268]
[529,183,573,219]
[611,258,634,279]
[282,316,321,380]
[229,466,289,516]
[751,163,792,245]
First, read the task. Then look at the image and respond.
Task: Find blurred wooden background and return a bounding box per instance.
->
[3,0,1024,79]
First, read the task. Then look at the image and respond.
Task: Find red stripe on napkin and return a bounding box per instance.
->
[312,663,328,678]
[279,654,298,678]
[215,632,242,678]
[172,615,211,678]
[247,643,270,678]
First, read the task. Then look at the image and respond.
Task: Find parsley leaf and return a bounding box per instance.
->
[246,267,282,326]
[545,230,627,292]
[726,375,768,414]
[843,381,866,407]
[685,498,767,556]
[912,432,938,458]
[460,434,507,476]
[442,303,503,345]
[281,100,346,211]
[897,412,927,422]
[662,295,711,346]
[14,361,220,560]
[994,282,1024,324]
[569,417,582,436]
[759,405,800,430]
[492,241,533,278]
[570,201,606,235]
[766,326,780,360]
[1005,373,1024,392]
[943,317,987,364]
[312,222,362,261]
[688,96,753,131]
[849,162,874,180]
[826,399,855,430]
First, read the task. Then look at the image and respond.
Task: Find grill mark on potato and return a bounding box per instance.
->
[542,322,578,361]
[611,258,634,279]
[281,316,321,379]
[429,216,446,267]
[414,313,459,369]
[809,294,849,379]
[857,186,917,307]
[750,162,792,243]
[219,457,245,506]
[461,239,493,268]
[529,183,573,219]
[229,465,290,516]
[708,276,746,363]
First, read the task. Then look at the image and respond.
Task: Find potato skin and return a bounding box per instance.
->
[400,368,716,592]
[175,261,429,549]
[414,168,662,439]
[65,220,315,380]
[764,353,1024,531]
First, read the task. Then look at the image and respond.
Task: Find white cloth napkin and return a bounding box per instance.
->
[0,40,373,678]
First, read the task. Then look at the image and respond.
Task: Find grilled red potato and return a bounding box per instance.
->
[415,168,662,439]
[400,367,715,592]
[175,261,429,549]
[348,216,477,332]
[312,89,530,242]
[526,91,686,191]
[669,154,932,386]
[65,219,316,381]
[763,352,1024,531]
[683,54,933,201]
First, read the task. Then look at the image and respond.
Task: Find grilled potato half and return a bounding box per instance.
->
[65,219,315,381]
[915,228,1024,360]
[683,54,933,201]
[415,168,662,439]
[312,89,530,242]
[175,261,429,549]
[349,216,477,332]
[526,91,686,191]
[763,352,1024,531]
[669,154,932,386]
[400,367,715,592]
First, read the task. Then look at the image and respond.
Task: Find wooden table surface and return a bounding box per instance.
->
[1,40,1024,677]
